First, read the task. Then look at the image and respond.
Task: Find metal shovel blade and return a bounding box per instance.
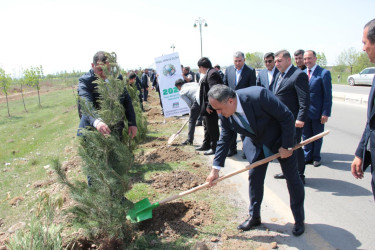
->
[126,198,160,223]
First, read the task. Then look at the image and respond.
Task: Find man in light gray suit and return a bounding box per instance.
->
[256,52,279,89]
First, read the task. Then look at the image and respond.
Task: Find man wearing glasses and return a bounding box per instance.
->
[256,52,279,89]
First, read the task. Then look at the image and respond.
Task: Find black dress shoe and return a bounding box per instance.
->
[237,216,261,231]
[204,149,215,155]
[274,173,286,179]
[181,140,193,146]
[313,161,321,167]
[195,145,210,151]
[227,150,237,157]
[292,222,305,236]
[305,160,313,165]
[241,152,247,159]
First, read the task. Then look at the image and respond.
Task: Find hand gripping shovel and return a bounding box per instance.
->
[167,119,189,145]
[127,130,330,223]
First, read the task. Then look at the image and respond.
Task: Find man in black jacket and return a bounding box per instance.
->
[195,57,224,155]
[351,18,375,200]
[141,69,149,102]
[77,51,137,138]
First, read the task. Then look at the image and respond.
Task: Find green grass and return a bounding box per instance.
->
[0,88,78,228]
[331,71,351,85]
[0,89,242,249]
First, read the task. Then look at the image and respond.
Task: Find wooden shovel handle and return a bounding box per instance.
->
[175,119,189,135]
[158,130,330,205]
[168,119,189,144]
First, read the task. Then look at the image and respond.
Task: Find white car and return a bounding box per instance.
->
[347,67,375,86]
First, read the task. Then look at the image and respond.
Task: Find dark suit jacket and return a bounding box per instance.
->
[256,67,279,89]
[213,87,295,167]
[77,69,136,127]
[308,65,332,119]
[199,68,224,116]
[141,73,148,88]
[355,77,375,172]
[272,65,310,122]
[224,64,257,90]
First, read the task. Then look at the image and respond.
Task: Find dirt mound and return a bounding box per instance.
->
[137,146,194,164]
[140,136,168,148]
[138,200,213,240]
[150,170,205,192]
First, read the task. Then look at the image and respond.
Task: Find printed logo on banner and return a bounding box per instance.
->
[162,64,176,77]
[173,102,179,108]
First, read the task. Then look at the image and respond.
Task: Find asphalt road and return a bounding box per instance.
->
[195,100,374,249]
[333,83,372,96]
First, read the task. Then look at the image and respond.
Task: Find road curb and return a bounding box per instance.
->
[333,91,368,106]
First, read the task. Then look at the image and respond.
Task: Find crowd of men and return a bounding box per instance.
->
[76,18,375,238]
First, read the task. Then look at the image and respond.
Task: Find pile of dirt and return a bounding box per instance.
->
[150,170,205,192]
[138,200,213,241]
[140,136,168,148]
[137,146,195,164]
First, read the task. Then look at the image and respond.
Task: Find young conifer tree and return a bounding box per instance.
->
[54,52,135,244]
[125,74,147,147]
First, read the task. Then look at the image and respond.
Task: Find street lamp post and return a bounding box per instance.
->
[170,44,175,52]
[193,17,207,58]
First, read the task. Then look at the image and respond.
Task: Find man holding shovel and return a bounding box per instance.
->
[206,84,305,236]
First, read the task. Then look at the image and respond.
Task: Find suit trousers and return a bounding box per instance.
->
[187,100,200,142]
[143,87,149,101]
[229,132,245,152]
[295,127,305,179]
[248,147,305,223]
[302,117,324,162]
[202,112,220,150]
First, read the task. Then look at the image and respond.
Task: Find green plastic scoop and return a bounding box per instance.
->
[126,130,330,223]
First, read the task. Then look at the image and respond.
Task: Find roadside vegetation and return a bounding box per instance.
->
[0,82,247,249]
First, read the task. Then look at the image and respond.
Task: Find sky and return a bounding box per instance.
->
[0,0,374,76]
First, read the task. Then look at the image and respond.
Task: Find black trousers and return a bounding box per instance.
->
[248,146,305,223]
[201,112,220,150]
[295,127,305,179]
[187,101,200,142]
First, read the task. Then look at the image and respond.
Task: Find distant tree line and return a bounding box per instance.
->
[244,49,374,76]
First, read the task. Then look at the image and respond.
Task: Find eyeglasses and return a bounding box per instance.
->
[264,60,274,64]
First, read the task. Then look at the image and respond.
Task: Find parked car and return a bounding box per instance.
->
[347,67,375,86]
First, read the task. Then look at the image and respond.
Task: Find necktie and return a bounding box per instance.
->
[235,112,255,134]
[274,72,285,93]
[235,112,273,157]
[308,69,312,80]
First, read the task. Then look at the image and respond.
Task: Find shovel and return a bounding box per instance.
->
[127,130,330,223]
[167,119,189,145]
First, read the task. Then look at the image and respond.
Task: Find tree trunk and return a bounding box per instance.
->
[21,83,27,112]
[5,92,10,117]
[37,85,41,107]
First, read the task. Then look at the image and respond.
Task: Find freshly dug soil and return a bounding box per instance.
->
[138,200,213,241]
[137,146,195,164]
[150,170,206,192]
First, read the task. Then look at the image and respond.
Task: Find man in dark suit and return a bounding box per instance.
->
[270,50,310,184]
[214,64,225,80]
[224,51,257,157]
[195,57,224,155]
[302,50,332,167]
[256,52,279,89]
[294,50,306,71]
[77,51,137,138]
[206,84,305,236]
[141,69,149,102]
[351,18,375,200]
